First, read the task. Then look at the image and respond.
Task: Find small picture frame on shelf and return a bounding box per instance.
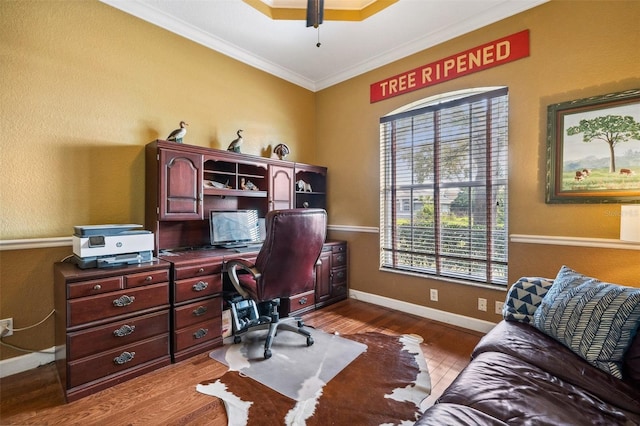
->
[545,88,640,204]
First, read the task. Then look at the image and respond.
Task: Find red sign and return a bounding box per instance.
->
[370,30,530,103]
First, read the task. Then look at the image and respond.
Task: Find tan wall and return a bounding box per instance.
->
[0,1,315,360]
[1,0,639,362]
[320,0,640,321]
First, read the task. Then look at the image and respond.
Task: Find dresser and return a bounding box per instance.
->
[54,260,172,402]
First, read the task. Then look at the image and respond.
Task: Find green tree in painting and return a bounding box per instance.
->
[566,115,640,173]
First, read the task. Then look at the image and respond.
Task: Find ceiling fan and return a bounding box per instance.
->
[306,0,324,28]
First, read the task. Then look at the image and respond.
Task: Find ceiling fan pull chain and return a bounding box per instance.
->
[317,26,321,48]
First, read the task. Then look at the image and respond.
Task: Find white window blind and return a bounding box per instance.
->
[380,87,509,286]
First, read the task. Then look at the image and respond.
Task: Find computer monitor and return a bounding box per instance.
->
[209,210,261,248]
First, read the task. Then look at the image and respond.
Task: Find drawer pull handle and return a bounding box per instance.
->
[193,306,208,316]
[299,297,307,305]
[93,284,102,290]
[193,281,208,292]
[113,324,136,337]
[145,276,153,281]
[194,328,208,339]
[113,295,135,307]
[198,267,205,273]
[336,254,346,262]
[113,351,135,365]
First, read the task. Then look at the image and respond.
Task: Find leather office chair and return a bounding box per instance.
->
[226,208,327,359]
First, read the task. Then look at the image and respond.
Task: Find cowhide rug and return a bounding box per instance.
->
[197,332,431,426]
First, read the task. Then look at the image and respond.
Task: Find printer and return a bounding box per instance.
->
[72,224,154,269]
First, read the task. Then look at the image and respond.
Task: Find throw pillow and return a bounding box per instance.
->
[503,277,554,323]
[533,266,640,379]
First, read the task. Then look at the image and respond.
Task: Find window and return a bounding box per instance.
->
[380,87,508,286]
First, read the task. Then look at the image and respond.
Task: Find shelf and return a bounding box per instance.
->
[203,169,234,176]
[203,188,267,198]
[296,191,325,196]
[238,174,265,180]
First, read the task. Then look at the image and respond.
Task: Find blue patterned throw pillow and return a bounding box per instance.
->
[503,277,554,323]
[533,266,640,379]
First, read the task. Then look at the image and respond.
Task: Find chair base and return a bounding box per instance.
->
[229,298,314,359]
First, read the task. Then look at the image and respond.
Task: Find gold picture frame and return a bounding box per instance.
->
[546,88,640,204]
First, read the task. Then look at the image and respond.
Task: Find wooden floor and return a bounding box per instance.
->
[0,299,484,425]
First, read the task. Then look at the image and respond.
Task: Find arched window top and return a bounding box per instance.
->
[385,86,507,117]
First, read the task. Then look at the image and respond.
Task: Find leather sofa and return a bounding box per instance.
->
[417,270,640,425]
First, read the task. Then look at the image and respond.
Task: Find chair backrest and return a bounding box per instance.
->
[253,209,327,301]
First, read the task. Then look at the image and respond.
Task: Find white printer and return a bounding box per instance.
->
[72,224,154,269]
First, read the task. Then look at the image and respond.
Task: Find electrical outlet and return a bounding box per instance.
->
[430,289,438,302]
[477,298,487,312]
[495,301,505,315]
[0,318,13,337]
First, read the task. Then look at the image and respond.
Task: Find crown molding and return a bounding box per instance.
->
[100,0,317,91]
[101,0,547,92]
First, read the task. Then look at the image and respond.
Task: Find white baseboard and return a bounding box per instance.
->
[349,290,497,334]
[0,347,55,378]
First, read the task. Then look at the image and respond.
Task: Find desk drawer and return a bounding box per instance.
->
[175,263,222,280]
[289,290,315,311]
[125,270,169,288]
[68,277,123,299]
[331,267,347,286]
[173,317,222,352]
[67,334,169,388]
[68,283,169,327]
[332,252,347,268]
[67,310,169,360]
[174,275,222,303]
[173,297,221,329]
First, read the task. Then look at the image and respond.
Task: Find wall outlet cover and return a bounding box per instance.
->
[477,298,487,312]
[0,318,13,337]
[430,289,438,302]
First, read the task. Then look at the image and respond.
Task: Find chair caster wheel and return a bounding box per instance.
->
[264,349,272,359]
[234,336,242,344]
[307,337,314,347]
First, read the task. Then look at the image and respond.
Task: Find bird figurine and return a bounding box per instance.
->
[273,143,290,160]
[227,129,243,153]
[167,121,188,143]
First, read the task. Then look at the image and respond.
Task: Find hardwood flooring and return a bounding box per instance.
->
[0,299,484,425]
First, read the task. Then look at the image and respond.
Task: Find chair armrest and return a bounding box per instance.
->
[226,258,261,299]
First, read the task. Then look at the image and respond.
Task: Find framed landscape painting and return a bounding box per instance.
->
[546,88,640,203]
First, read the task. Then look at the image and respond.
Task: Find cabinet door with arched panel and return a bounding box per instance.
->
[159,149,203,220]
[268,164,294,210]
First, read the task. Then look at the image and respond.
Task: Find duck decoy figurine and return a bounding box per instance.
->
[227,129,243,153]
[167,121,188,143]
[273,143,290,160]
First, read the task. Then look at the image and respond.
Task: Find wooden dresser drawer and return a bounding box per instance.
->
[125,270,169,288]
[175,263,222,280]
[174,274,222,303]
[332,251,347,268]
[289,290,315,310]
[67,310,169,360]
[331,267,347,285]
[331,282,348,298]
[68,277,123,299]
[173,297,221,329]
[67,283,169,327]
[67,334,169,388]
[173,317,222,352]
